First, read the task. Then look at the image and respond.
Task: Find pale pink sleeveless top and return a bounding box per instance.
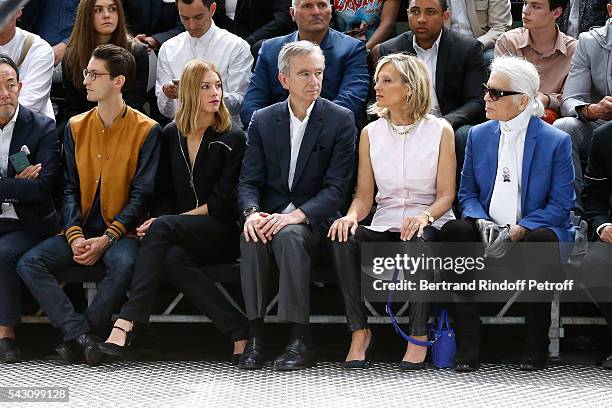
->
[365,115,455,232]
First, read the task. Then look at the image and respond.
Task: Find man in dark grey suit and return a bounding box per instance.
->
[237,40,356,371]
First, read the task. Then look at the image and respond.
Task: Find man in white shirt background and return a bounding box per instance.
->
[156,0,253,127]
[0,8,54,121]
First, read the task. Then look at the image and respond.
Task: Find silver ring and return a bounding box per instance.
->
[413,223,420,230]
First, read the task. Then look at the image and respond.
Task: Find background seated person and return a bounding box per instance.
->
[446,0,513,65]
[61,0,149,122]
[439,55,574,372]
[558,0,609,38]
[332,0,401,53]
[329,53,456,370]
[495,0,576,125]
[123,0,185,51]
[239,0,369,128]
[213,0,295,57]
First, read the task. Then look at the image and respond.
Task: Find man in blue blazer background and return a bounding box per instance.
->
[239,0,369,128]
[0,53,60,363]
[440,56,574,373]
[237,41,356,371]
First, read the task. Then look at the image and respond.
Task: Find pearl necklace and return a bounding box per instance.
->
[387,119,417,136]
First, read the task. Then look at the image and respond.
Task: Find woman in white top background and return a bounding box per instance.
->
[328,53,456,370]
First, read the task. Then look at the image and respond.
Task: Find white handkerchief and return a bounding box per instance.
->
[20,145,31,155]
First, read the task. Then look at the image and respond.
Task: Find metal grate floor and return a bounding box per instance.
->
[2,361,612,407]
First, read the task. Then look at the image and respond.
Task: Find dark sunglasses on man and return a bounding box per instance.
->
[482,83,523,101]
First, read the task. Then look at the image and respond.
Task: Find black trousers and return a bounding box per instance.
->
[119,215,248,341]
[330,225,439,336]
[439,219,560,361]
[581,240,612,335]
[0,220,37,327]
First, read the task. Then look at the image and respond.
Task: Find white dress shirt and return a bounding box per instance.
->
[0,28,54,120]
[413,32,442,117]
[225,0,238,20]
[156,21,253,125]
[0,105,20,220]
[449,0,474,38]
[282,100,315,214]
[489,106,533,225]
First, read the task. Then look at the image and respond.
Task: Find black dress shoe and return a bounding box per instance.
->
[56,334,105,366]
[342,336,374,369]
[0,338,21,363]
[272,338,317,371]
[231,354,241,366]
[99,326,134,358]
[238,338,264,370]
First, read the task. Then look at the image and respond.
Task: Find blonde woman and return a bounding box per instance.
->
[98,60,248,363]
[328,53,456,369]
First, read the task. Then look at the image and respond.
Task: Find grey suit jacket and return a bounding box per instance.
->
[561,21,612,118]
[445,0,512,50]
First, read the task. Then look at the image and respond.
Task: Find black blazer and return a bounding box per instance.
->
[558,0,608,36]
[213,0,294,46]
[122,0,185,45]
[155,122,246,227]
[238,97,356,229]
[61,41,149,118]
[0,105,61,240]
[378,28,486,129]
[583,121,612,237]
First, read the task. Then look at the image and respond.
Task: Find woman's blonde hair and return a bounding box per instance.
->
[368,53,432,123]
[175,60,231,135]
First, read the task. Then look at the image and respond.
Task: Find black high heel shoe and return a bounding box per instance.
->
[342,335,374,369]
[98,325,134,358]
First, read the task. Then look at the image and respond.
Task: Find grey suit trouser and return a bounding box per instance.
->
[240,224,319,325]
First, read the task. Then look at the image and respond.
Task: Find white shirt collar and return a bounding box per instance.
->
[500,103,533,136]
[413,30,443,54]
[288,100,316,125]
[190,20,217,43]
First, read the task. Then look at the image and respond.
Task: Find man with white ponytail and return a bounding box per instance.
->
[439,55,575,372]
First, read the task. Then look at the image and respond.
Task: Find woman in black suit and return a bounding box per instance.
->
[98,59,248,362]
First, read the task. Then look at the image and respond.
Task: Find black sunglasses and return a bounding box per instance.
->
[482,83,523,101]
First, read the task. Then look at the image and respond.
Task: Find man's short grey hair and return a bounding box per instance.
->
[278,40,326,75]
[490,55,545,117]
[292,0,331,9]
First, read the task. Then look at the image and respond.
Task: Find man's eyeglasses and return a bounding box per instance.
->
[483,83,523,101]
[83,69,111,81]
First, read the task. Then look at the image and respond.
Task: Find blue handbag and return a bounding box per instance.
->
[386,269,456,368]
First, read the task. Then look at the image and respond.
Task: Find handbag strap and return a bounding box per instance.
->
[386,268,434,347]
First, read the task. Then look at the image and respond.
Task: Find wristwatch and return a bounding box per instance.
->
[421,211,434,226]
[242,206,260,219]
[104,232,118,246]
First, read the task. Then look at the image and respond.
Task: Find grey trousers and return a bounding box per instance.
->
[553,117,606,210]
[240,224,320,325]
